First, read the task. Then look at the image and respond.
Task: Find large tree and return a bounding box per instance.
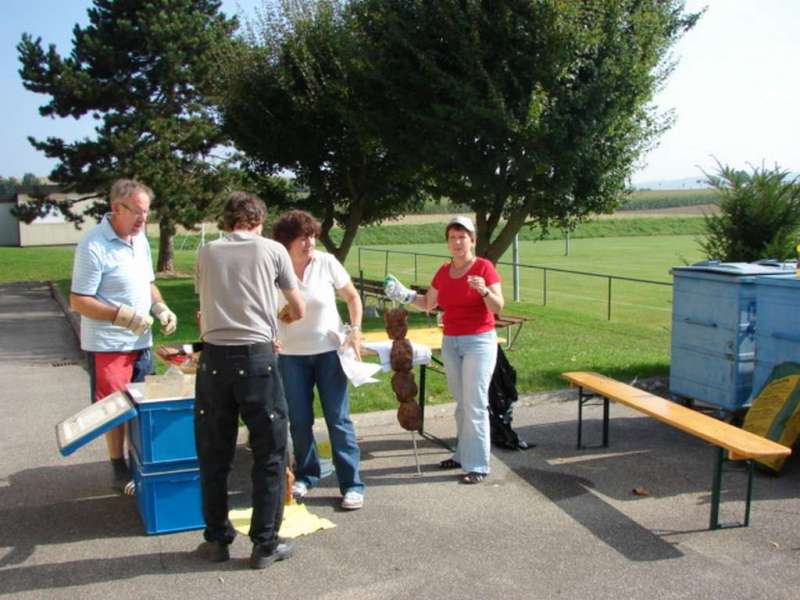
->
[17,0,239,271]
[221,0,424,261]
[353,0,701,262]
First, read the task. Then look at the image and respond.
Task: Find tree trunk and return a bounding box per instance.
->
[156,219,176,273]
[333,200,364,263]
[479,203,533,265]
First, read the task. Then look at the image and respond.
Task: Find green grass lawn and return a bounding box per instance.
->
[0,245,76,283]
[1,223,707,414]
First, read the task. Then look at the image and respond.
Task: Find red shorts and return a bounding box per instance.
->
[87,349,153,403]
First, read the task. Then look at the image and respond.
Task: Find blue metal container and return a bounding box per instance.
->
[669,262,791,409]
[751,275,800,399]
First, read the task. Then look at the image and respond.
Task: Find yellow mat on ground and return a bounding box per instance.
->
[229,504,336,539]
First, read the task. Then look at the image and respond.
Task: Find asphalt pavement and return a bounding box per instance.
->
[1,280,799,599]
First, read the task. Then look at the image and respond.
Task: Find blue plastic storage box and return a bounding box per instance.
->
[669,262,791,410]
[126,383,198,466]
[130,446,204,535]
[751,275,800,399]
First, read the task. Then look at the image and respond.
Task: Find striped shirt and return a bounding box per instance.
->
[71,215,154,352]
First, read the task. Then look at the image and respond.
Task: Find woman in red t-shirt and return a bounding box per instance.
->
[404,216,504,483]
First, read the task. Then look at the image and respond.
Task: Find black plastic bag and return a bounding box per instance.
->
[488,346,532,450]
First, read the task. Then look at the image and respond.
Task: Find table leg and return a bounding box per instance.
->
[418,363,427,434]
[417,362,452,451]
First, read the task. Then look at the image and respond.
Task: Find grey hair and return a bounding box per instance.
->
[109,179,154,205]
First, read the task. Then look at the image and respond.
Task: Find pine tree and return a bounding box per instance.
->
[18,0,239,271]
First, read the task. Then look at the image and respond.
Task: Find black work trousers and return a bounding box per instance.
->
[194,342,287,550]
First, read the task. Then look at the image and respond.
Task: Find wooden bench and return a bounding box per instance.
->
[562,371,792,530]
[355,277,389,307]
[354,275,530,350]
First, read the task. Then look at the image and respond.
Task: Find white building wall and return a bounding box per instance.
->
[0,200,20,246]
[16,193,96,247]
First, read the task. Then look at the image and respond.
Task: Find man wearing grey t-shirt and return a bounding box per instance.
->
[194,192,304,569]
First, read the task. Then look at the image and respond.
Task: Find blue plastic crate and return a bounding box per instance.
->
[130,447,204,535]
[129,453,198,475]
[127,385,197,466]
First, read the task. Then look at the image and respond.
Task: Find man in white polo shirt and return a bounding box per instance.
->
[70,179,178,493]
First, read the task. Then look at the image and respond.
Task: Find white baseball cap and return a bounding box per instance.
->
[446,215,475,234]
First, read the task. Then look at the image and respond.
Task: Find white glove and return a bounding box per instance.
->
[151,301,178,335]
[384,275,417,304]
[113,304,154,336]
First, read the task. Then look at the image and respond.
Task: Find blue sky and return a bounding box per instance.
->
[2,1,798,186]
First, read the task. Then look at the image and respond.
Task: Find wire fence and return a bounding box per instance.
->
[355,247,673,323]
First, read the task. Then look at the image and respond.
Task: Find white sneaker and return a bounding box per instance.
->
[292,481,308,500]
[341,490,364,510]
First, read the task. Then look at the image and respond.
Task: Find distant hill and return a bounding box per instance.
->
[631,176,710,191]
[633,171,799,191]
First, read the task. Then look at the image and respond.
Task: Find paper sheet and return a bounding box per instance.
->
[229,504,336,539]
[361,339,432,372]
[327,329,383,387]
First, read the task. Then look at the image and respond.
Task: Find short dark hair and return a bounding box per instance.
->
[222,191,266,231]
[271,210,321,248]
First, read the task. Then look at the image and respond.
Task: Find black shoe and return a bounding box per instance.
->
[249,540,294,570]
[198,541,231,563]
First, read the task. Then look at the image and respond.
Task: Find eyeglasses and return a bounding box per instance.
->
[119,202,150,220]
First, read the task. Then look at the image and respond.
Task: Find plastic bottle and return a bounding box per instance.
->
[313,420,334,479]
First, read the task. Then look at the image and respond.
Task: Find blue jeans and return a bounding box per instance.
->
[441,331,498,474]
[279,351,364,495]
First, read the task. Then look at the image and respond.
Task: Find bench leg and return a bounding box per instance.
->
[508,322,524,350]
[709,447,755,530]
[577,387,584,449]
[577,387,610,450]
[499,322,525,351]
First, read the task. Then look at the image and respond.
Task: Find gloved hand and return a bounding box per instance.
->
[384,275,417,304]
[113,304,154,336]
[151,301,178,335]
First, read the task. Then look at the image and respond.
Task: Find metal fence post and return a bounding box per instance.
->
[384,250,389,278]
[513,235,520,302]
[607,276,612,320]
[543,268,547,306]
